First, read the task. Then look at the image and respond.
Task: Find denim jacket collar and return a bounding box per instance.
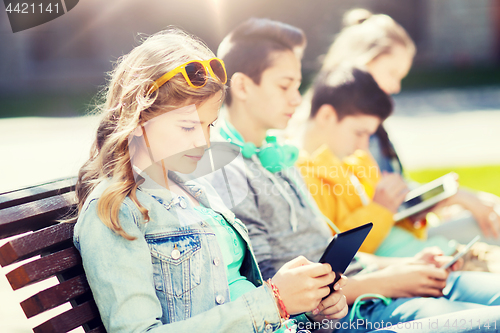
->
[136,170,208,209]
[135,169,246,245]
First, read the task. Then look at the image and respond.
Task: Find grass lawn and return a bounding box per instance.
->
[407,165,500,197]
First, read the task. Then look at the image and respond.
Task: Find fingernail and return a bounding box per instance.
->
[312,308,320,315]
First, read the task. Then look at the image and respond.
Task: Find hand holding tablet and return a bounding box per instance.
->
[394,173,459,221]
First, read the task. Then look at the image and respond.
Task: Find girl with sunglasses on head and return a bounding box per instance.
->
[71,28,347,333]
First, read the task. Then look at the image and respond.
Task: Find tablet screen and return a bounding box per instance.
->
[393,173,458,221]
[399,184,445,211]
[319,222,373,284]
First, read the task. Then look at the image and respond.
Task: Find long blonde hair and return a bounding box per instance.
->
[74,29,225,239]
[321,8,416,71]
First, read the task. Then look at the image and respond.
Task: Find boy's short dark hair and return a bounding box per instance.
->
[218,18,306,105]
[310,66,393,121]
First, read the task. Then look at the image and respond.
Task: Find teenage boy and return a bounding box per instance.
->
[216,17,333,280]
[214,18,348,323]
[297,66,448,257]
[211,18,500,332]
[297,66,500,270]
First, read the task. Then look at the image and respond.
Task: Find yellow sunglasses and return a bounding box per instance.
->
[148,57,227,94]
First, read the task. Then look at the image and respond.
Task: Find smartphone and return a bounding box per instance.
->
[441,235,480,270]
[319,222,373,296]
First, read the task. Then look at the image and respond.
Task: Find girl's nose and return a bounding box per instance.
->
[194,127,209,148]
[391,80,401,95]
[290,88,302,106]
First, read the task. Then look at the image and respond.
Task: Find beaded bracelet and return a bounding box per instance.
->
[266,278,290,320]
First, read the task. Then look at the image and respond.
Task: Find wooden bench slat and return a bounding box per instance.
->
[1,177,107,332]
[0,222,75,267]
[33,301,100,333]
[0,192,77,240]
[0,177,77,210]
[6,247,81,290]
[21,274,90,318]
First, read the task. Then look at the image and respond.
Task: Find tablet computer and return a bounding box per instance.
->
[393,173,458,222]
[319,222,373,295]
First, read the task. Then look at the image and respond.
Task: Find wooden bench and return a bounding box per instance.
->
[0,177,106,333]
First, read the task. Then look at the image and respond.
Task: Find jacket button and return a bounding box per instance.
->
[213,257,220,266]
[215,295,225,305]
[265,323,273,333]
[171,249,181,260]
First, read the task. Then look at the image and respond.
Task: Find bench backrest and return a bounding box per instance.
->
[0,178,106,333]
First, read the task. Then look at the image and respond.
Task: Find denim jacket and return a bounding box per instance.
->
[73,173,284,333]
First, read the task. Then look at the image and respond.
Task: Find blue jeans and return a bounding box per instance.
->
[337,271,500,333]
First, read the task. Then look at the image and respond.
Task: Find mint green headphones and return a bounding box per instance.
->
[220,121,299,173]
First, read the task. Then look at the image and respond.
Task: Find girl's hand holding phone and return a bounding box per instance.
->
[271,256,336,315]
[310,274,349,321]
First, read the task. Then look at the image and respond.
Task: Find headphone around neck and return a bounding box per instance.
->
[219,118,341,234]
[220,121,299,173]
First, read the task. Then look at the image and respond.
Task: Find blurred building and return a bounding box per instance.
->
[0,0,499,94]
[419,0,500,66]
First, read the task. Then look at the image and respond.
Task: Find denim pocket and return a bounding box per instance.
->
[147,232,202,297]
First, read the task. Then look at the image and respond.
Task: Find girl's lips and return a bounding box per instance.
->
[185,154,203,161]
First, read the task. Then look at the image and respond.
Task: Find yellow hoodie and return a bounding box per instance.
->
[297,144,426,254]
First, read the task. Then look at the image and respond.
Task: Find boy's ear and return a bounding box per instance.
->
[315,104,339,125]
[229,72,250,102]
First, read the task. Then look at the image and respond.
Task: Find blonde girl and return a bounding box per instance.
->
[73,28,347,333]
[321,8,415,96]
